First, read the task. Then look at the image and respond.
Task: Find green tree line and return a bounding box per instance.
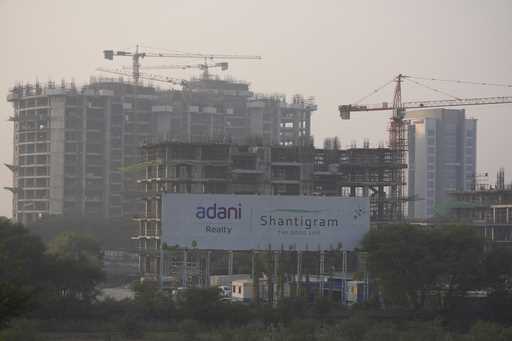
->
[1,218,512,340]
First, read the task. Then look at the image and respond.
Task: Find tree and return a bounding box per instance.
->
[45,232,105,301]
[132,281,176,320]
[428,225,483,311]
[47,231,102,266]
[177,288,223,324]
[479,247,512,324]
[362,224,483,311]
[0,218,46,327]
[363,225,432,309]
[27,215,137,250]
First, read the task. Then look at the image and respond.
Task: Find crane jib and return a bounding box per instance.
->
[339,97,512,118]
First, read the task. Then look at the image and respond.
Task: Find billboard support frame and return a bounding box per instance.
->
[273,251,280,305]
[296,251,302,295]
[319,250,325,297]
[205,250,211,288]
[228,251,234,275]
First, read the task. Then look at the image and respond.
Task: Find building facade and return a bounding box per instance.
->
[150,78,315,146]
[135,142,403,278]
[406,108,477,219]
[6,78,316,224]
[448,186,512,246]
[6,80,154,223]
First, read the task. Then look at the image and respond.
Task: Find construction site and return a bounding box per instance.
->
[6,74,315,224]
[7,45,512,304]
[447,168,512,245]
[131,68,512,301]
[135,141,402,300]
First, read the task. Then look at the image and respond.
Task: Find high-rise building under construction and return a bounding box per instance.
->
[6,77,316,224]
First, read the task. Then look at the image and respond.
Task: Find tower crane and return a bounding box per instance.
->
[103,45,261,84]
[96,67,188,87]
[338,74,512,219]
[124,61,229,80]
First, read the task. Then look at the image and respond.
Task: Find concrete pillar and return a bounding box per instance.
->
[182,249,188,288]
[228,251,234,275]
[251,250,258,304]
[205,251,211,288]
[186,112,191,143]
[251,251,255,279]
[48,95,66,216]
[341,250,347,304]
[319,251,325,297]
[273,251,280,304]
[296,251,302,296]
[350,186,356,197]
[159,246,164,289]
[209,115,214,141]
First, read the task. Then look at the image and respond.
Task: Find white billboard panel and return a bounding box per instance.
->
[161,194,369,251]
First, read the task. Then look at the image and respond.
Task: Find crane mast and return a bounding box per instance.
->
[389,74,406,220]
[338,74,512,220]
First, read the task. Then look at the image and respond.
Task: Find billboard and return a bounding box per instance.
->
[161,194,369,251]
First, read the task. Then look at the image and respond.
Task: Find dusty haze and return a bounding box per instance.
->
[1,0,511,217]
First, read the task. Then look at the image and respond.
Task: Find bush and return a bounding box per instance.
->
[177,288,223,325]
[335,314,374,341]
[287,319,318,341]
[132,281,176,321]
[0,319,42,341]
[275,297,308,324]
[467,321,512,341]
[362,323,400,341]
[218,302,254,326]
[177,319,201,341]
[118,315,145,339]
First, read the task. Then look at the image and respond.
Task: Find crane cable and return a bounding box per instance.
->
[406,75,512,88]
[403,77,462,100]
[353,78,396,105]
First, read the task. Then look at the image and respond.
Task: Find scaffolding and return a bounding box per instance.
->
[133,141,404,282]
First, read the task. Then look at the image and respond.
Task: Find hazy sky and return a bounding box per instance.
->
[1,0,511,217]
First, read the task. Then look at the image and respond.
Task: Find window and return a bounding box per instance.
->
[168,166,176,178]
[178,166,188,178]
